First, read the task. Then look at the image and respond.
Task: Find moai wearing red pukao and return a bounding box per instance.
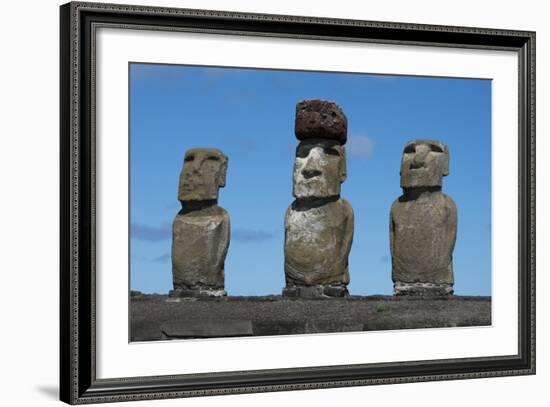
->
[283,99,354,298]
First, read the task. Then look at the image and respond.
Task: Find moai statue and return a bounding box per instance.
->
[170,148,230,298]
[390,140,457,296]
[283,99,354,298]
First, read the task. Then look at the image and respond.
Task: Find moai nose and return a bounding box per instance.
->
[302,153,322,179]
[302,168,322,179]
[411,145,430,168]
[191,158,205,173]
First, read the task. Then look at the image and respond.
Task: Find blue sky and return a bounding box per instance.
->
[130,63,492,296]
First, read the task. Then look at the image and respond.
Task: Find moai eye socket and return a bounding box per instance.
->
[428,143,444,153]
[184,155,194,162]
[323,147,340,156]
[404,144,416,154]
[207,155,220,161]
[296,144,312,158]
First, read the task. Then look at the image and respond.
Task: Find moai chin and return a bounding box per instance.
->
[283,99,354,298]
[390,140,457,296]
[169,148,230,298]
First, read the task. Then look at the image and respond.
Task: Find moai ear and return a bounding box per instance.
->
[218,157,228,188]
[340,146,347,183]
[442,145,450,177]
[428,140,449,177]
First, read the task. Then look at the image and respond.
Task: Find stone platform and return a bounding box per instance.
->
[130,293,491,341]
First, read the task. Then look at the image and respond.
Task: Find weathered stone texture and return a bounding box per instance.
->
[284,99,354,297]
[293,139,347,199]
[161,319,253,339]
[400,139,449,188]
[391,140,457,296]
[390,191,457,286]
[178,148,228,202]
[285,198,354,287]
[171,205,229,293]
[131,294,492,341]
[171,148,230,297]
[295,99,348,144]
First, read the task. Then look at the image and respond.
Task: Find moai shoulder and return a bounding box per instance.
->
[390,190,456,228]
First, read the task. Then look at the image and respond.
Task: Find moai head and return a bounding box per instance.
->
[400,140,449,188]
[178,148,228,202]
[293,99,348,199]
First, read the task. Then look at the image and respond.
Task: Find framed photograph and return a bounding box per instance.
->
[60,1,535,404]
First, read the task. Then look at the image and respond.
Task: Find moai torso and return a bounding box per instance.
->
[172,205,229,293]
[390,140,457,296]
[283,99,354,298]
[285,198,353,286]
[390,191,456,286]
[170,148,230,298]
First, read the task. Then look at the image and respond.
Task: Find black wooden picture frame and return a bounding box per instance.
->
[60,1,535,404]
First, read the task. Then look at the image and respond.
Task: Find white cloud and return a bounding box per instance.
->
[347,133,375,159]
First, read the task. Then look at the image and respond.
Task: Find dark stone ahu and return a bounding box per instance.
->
[390,140,457,296]
[170,148,230,298]
[283,99,354,298]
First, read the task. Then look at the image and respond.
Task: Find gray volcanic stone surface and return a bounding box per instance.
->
[292,139,347,199]
[390,191,457,286]
[391,140,457,295]
[178,148,228,202]
[284,100,353,297]
[161,319,253,339]
[171,148,230,295]
[172,205,229,291]
[295,99,348,144]
[130,294,491,341]
[285,198,353,287]
[400,139,449,189]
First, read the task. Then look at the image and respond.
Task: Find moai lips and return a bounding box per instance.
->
[390,140,457,296]
[283,99,354,298]
[170,148,230,298]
